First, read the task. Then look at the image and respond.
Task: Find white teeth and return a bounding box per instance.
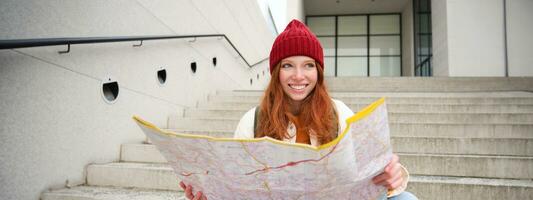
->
[289,84,306,90]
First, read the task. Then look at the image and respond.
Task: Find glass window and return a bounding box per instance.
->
[414,0,432,76]
[419,14,431,33]
[370,36,401,56]
[307,14,401,77]
[307,17,335,36]
[317,37,336,56]
[419,35,431,55]
[370,15,400,34]
[370,57,401,76]
[338,36,367,56]
[338,57,368,76]
[338,16,367,35]
[419,0,430,12]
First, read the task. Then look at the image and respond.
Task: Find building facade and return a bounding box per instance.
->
[287,0,533,77]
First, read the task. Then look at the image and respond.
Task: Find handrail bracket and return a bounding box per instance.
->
[58,44,70,54]
[133,40,143,47]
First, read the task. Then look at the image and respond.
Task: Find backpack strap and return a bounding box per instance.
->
[332,103,339,138]
[253,106,260,138]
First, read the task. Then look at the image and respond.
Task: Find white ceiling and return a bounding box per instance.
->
[304,0,410,16]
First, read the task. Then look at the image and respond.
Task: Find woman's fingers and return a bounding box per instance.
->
[385,166,403,187]
[193,191,208,200]
[386,154,399,171]
[193,192,201,200]
[184,184,194,199]
[374,164,402,189]
[180,183,207,200]
[372,172,388,185]
[372,163,399,183]
[180,182,194,200]
[388,175,404,189]
[372,154,403,189]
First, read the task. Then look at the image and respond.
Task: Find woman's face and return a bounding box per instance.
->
[278,56,318,102]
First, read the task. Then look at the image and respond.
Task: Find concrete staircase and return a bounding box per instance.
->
[42,78,533,200]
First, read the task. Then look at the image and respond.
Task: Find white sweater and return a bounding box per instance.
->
[233,99,354,146]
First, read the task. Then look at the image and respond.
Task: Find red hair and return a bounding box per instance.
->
[256,62,338,145]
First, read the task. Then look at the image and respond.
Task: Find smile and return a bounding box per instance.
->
[289,84,308,90]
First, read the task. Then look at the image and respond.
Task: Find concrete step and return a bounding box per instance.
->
[123,136,533,165]
[41,186,184,200]
[87,162,180,191]
[323,77,533,92]
[204,96,533,105]
[389,113,533,124]
[121,144,166,163]
[199,101,533,112]
[184,107,533,119]
[169,113,533,130]
[392,137,533,156]
[121,144,167,163]
[216,90,533,98]
[167,121,533,139]
[408,175,533,200]
[88,154,532,193]
[400,153,533,179]
[118,145,533,179]
[189,104,533,115]
[170,124,533,139]
[40,178,533,200]
[183,109,247,118]
[168,118,238,131]
[389,123,533,138]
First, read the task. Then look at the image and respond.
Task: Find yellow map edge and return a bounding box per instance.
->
[133,97,385,151]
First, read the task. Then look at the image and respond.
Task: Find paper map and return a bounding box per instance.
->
[133,98,392,200]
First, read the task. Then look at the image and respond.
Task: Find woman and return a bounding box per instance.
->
[181,19,417,200]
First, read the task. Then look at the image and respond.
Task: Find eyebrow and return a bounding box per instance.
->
[282,59,315,63]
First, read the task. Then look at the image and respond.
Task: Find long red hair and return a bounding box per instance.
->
[256,62,338,145]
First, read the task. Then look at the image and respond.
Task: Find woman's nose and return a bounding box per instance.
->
[293,67,305,80]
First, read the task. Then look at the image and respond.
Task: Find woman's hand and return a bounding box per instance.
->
[179,181,207,200]
[372,154,403,190]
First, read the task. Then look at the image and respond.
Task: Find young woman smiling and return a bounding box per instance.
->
[181,19,418,200]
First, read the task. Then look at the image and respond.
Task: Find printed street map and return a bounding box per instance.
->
[134,98,392,200]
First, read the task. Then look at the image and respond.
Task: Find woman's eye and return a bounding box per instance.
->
[282,64,292,68]
[305,63,316,68]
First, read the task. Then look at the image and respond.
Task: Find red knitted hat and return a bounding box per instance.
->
[269,19,324,74]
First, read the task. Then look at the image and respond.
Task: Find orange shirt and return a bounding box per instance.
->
[293,118,311,144]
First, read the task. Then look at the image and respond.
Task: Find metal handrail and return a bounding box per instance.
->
[415,56,431,70]
[415,55,432,76]
[0,34,268,68]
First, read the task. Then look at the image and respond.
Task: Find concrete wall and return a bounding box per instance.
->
[447,0,506,76]
[0,0,273,199]
[287,0,305,24]
[401,0,414,76]
[507,0,533,76]
[431,0,531,77]
[431,0,449,76]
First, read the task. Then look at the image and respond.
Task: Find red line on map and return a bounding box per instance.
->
[180,171,209,177]
[244,144,338,175]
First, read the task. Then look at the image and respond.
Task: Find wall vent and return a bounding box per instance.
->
[157,68,167,85]
[102,77,119,104]
[191,62,197,74]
